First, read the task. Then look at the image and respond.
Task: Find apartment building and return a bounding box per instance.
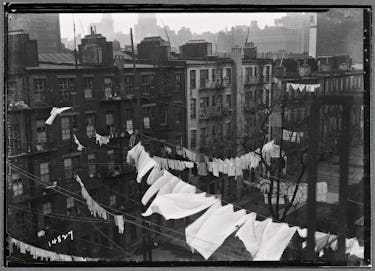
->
[7,32,186,259]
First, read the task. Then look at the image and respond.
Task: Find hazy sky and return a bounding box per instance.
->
[60,13,286,39]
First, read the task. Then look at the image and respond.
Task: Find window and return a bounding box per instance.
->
[107,150,115,173]
[212,95,216,106]
[84,77,93,99]
[88,153,96,176]
[200,128,207,144]
[109,195,116,206]
[199,97,209,117]
[61,117,71,140]
[226,94,232,108]
[8,124,21,152]
[106,113,115,135]
[254,67,257,77]
[190,130,197,148]
[124,75,134,93]
[104,77,114,98]
[225,68,232,85]
[36,120,47,144]
[175,105,183,124]
[86,113,95,137]
[226,122,232,140]
[7,81,16,100]
[212,69,216,81]
[160,109,168,126]
[175,73,183,90]
[143,117,150,129]
[190,98,196,119]
[245,67,253,83]
[66,197,74,209]
[40,163,50,182]
[142,75,154,94]
[33,79,46,103]
[200,69,209,88]
[265,65,271,82]
[64,158,73,179]
[190,70,196,89]
[143,105,156,119]
[42,202,52,215]
[58,78,74,101]
[126,120,133,131]
[12,180,23,196]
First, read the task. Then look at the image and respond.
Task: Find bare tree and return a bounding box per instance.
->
[243,91,309,222]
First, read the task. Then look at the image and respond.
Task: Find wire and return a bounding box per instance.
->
[9,163,365,258]
[8,164,243,260]
[8,204,112,224]
[8,215,127,256]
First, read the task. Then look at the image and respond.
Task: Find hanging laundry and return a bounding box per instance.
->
[186,204,247,259]
[186,201,222,249]
[234,157,243,178]
[146,164,163,185]
[236,217,297,261]
[185,161,194,169]
[235,214,264,258]
[75,175,108,220]
[114,215,125,234]
[223,159,230,174]
[73,134,85,151]
[302,231,337,254]
[217,159,224,173]
[176,146,183,156]
[141,170,176,205]
[95,133,110,146]
[207,162,213,172]
[172,180,196,194]
[45,107,71,125]
[9,238,100,262]
[128,134,137,147]
[282,129,303,143]
[160,158,169,170]
[197,162,208,176]
[37,230,45,238]
[252,221,298,261]
[167,159,175,170]
[136,147,157,183]
[142,192,219,220]
[157,176,181,196]
[291,83,300,91]
[212,159,219,177]
[184,148,197,162]
[227,158,236,177]
[164,146,172,154]
[126,142,143,166]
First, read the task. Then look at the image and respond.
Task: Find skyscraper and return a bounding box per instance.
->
[134,13,160,43]
[8,13,62,53]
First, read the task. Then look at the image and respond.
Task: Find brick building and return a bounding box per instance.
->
[6,32,187,259]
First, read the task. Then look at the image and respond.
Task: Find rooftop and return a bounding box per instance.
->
[38,53,78,65]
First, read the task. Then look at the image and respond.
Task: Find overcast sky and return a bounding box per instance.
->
[60,13,287,39]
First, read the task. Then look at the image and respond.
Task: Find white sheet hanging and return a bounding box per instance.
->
[142,192,219,220]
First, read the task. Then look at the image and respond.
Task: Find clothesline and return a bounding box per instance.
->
[8,237,101,262]
[126,143,364,260]
[9,162,364,261]
[8,164,244,261]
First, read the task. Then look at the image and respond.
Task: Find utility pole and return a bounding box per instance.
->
[275,80,286,219]
[130,28,149,262]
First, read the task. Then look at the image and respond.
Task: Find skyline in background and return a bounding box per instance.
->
[59,13,287,39]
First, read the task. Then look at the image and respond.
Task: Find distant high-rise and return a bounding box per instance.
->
[8,13,62,53]
[134,13,160,43]
[89,14,115,41]
[309,8,363,63]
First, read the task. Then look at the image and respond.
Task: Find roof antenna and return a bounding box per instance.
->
[73,14,78,69]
